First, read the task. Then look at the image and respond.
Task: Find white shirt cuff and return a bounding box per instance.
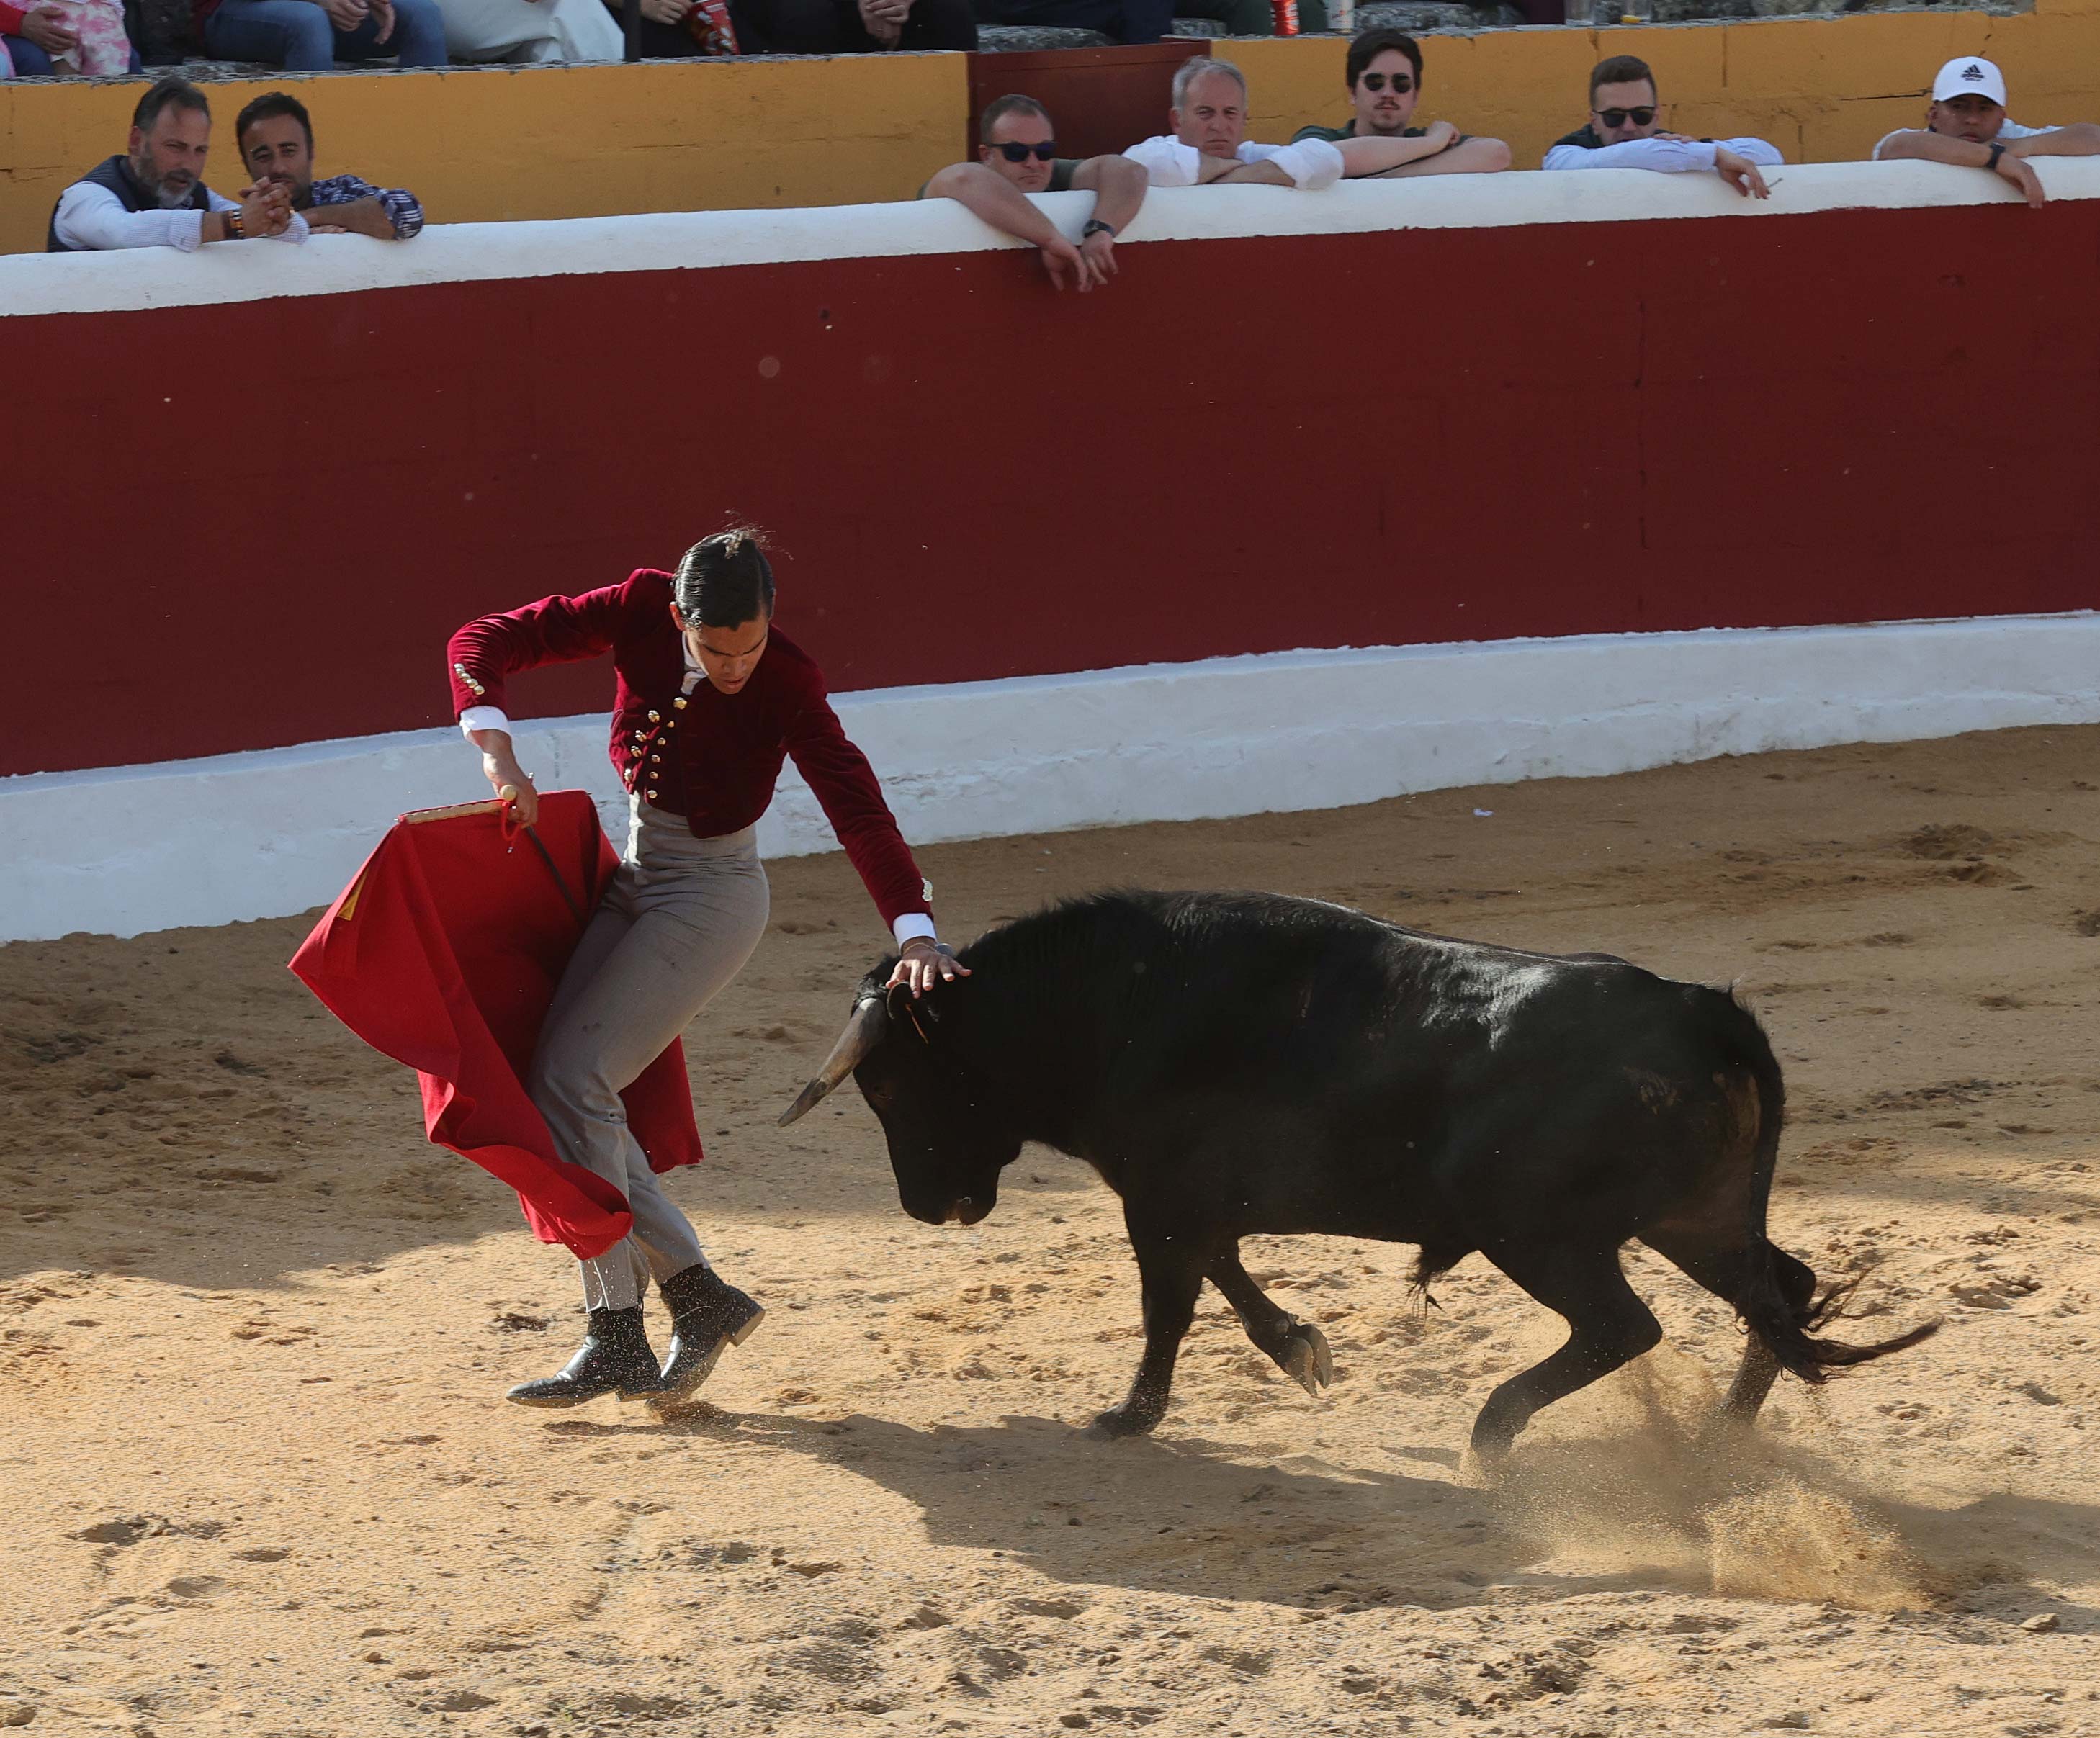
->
[459,706,511,740]
[1266,138,1344,190]
[893,914,937,948]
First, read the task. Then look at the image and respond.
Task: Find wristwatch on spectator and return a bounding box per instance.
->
[1985,143,2006,172]
[1082,219,1117,239]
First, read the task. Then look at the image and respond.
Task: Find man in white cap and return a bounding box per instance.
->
[1874,57,2100,208]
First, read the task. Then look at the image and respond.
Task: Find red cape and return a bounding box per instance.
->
[288,791,704,1260]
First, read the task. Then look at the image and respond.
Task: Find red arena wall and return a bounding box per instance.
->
[4,179,2096,781]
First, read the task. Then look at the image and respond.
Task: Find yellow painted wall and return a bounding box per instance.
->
[1,52,966,254]
[7,0,2099,255]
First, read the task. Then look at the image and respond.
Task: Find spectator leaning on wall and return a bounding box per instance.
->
[1545,55,1780,199]
[195,0,447,73]
[1291,27,1511,179]
[920,94,1147,292]
[48,76,307,255]
[236,92,425,240]
[1126,58,1468,191]
[1872,57,2100,211]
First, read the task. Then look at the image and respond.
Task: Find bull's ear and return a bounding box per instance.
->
[887,982,937,1045]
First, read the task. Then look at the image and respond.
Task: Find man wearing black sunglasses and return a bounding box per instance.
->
[921,94,1147,292]
[1545,53,1779,199]
[1291,27,1510,179]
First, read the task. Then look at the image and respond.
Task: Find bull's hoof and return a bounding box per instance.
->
[1087,1403,1161,1440]
[1277,1323,1335,1399]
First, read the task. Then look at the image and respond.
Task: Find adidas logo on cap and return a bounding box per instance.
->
[1961,63,1985,81]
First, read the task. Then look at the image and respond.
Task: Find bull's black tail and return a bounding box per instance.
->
[1738,1256,1941,1384]
[1708,991,1940,1383]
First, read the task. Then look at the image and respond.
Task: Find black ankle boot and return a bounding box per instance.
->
[652,1264,765,1410]
[506,1305,664,1408]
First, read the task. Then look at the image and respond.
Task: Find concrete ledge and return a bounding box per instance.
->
[9,156,2099,320]
[4,613,2093,944]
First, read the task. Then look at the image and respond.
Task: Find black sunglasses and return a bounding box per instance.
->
[1594,105,1656,128]
[993,140,1058,163]
[1358,72,1414,94]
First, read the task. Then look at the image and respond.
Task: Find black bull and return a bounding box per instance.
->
[778,890,1935,1455]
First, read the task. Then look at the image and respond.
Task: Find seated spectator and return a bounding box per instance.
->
[438,0,620,61]
[921,94,1147,292]
[973,0,1317,42]
[1175,0,1325,34]
[1873,57,2100,210]
[3,0,142,75]
[236,92,425,240]
[48,76,305,254]
[592,0,732,56]
[1291,28,1511,178]
[974,0,1165,44]
[731,0,973,52]
[196,0,447,72]
[1544,54,1778,199]
[1126,58,1458,191]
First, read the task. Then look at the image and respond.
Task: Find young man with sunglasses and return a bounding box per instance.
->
[1545,54,1779,199]
[1872,57,2100,212]
[1291,27,1511,179]
[921,94,1147,292]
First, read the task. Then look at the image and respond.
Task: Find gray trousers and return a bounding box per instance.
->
[528,799,771,1312]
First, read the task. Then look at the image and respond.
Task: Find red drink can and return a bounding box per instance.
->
[1270,0,1299,32]
[685,0,739,53]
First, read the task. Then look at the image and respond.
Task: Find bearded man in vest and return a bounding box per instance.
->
[48,76,304,255]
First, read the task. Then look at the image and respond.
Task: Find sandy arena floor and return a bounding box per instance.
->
[3,724,2097,1738]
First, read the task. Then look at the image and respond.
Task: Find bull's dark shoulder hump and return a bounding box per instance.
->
[952,888,1670,1055]
[958,888,1645,981]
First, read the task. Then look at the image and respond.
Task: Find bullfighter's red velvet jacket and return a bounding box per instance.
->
[445,569,930,929]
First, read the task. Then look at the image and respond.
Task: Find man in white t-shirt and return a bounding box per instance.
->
[1543,53,1780,199]
[1872,57,2100,210]
[1123,58,1460,191]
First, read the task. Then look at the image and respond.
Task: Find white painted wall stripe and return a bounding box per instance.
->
[6,159,2096,321]
[2,613,2094,945]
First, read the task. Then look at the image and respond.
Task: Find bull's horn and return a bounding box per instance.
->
[776,995,888,1127]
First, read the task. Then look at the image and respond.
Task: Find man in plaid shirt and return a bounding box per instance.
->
[235,91,424,240]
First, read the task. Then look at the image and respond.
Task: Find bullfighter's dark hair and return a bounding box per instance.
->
[235,91,314,153]
[979,94,1051,145]
[674,524,776,629]
[1347,28,1422,91]
[134,76,209,135]
[1590,54,1656,103]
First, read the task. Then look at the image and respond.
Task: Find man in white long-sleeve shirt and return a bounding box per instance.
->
[1543,54,1780,200]
[1123,58,1455,192]
[47,76,305,255]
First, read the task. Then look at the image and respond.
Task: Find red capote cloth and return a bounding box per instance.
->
[288,791,703,1260]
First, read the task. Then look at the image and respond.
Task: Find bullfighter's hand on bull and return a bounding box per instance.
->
[888,937,970,997]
